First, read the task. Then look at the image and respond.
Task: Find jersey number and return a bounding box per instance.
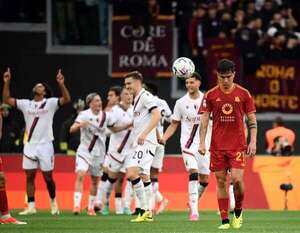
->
[133,151,143,159]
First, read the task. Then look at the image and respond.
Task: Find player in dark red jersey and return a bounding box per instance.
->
[199,59,257,230]
[0,114,26,224]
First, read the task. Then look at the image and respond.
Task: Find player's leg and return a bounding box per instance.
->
[182,151,199,221]
[87,175,99,216]
[73,156,89,215]
[197,150,210,200]
[114,172,125,214]
[230,168,244,229]
[42,171,59,215]
[0,170,26,224]
[123,178,133,214]
[228,171,235,213]
[95,155,109,211]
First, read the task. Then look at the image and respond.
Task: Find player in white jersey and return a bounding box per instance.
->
[160,72,212,221]
[95,86,122,215]
[124,71,161,222]
[101,87,134,215]
[2,68,71,215]
[144,83,171,214]
[70,93,131,216]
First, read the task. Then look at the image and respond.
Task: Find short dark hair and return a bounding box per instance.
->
[217,59,235,73]
[124,71,143,81]
[274,116,284,126]
[191,72,202,81]
[144,83,158,95]
[109,85,122,96]
[41,82,52,98]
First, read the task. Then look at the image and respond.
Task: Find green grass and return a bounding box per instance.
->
[1,210,300,233]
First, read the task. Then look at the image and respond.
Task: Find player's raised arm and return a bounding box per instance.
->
[56,69,71,106]
[199,111,209,155]
[160,120,179,145]
[246,112,257,157]
[2,68,16,107]
[137,107,161,145]
[110,122,132,133]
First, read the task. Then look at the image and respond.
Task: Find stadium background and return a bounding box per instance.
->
[0,0,299,211]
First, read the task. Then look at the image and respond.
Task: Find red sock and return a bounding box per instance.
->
[0,187,9,215]
[218,198,229,220]
[234,192,244,209]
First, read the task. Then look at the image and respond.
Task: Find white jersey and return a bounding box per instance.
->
[154,96,172,136]
[108,104,133,154]
[76,109,116,162]
[16,98,59,144]
[132,88,158,145]
[172,92,212,150]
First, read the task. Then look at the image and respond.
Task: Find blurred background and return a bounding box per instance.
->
[0,0,300,211]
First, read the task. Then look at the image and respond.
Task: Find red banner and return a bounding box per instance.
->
[205,38,241,88]
[244,61,300,113]
[111,15,174,78]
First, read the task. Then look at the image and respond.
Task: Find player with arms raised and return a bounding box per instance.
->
[199,59,257,230]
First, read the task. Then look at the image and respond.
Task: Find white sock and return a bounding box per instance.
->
[156,190,163,202]
[50,197,57,205]
[95,181,104,205]
[28,201,35,209]
[189,181,198,215]
[124,180,133,208]
[229,184,235,211]
[88,195,96,210]
[115,197,123,213]
[103,180,114,205]
[73,192,82,208]
[132,178,146,210]
[134,193,141,208]
[144,182,154,211]
[198,183,207,200]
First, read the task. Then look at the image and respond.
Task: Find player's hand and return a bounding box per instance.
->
[198,143,206,156]
[3,68,11,83]
[158,138,166,145]
[246,141,256,157]
[56,69,64,85]
[137,133,146,145]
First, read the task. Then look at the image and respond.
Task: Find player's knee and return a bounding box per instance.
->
[189,173,198,181]
[150,167,159,176]
[231,176,243,186]
[216,176,227,188]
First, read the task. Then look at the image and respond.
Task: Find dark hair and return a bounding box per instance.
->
[190,72,202,81]
[109,85,122,96]
[144,83,158,95]
[274,116,284,126]
[41,82,53,98]
[217,59,236,73]
[124,71,143,81]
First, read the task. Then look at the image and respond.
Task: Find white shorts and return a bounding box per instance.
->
[23,142,54,171]
[75,154,103,177]
[126,141,157,175]
[103,154,109,168]
[182,148,210,175]
[106,152,128,173]
[151,144,165,171]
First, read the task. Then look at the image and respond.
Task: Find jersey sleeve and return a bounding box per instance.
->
[106,111,118,127]
[199,94,212,113]
[244,91,256,114]
[47,97,60,112]
[75,111,87,124]
[16,99,29,113]
[172,101,181,121]
[162,100,172,121]
[142,92,157,112]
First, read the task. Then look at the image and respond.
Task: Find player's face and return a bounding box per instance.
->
[89,95,102,112]
[185,77,200,94]
[124,77,138,96]
[107,91,119,106]
[121,88,133,105]
[33,83,46,97]
[217,71,235,90]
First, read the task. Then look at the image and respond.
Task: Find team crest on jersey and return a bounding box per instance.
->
[216,97,221,102]
[235,96,240,102]
[222,103,233,115]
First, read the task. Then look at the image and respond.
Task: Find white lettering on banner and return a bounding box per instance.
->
[119,55,168,68]
[133,40,155,52]
[120,25,167,38]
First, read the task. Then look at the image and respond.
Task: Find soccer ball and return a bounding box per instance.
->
[172,57,195,79]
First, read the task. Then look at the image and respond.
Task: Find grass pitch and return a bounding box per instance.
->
[1,210,300,233]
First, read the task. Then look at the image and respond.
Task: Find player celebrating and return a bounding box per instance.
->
[0,113,26,224]
[70,93,131,215]
[124,71,161,222]
[199,59,257,230]
[2,68,71,215]
[160,72,211,221]
[101,87,134,215]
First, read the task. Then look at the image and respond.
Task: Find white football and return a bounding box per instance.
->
[172,57,195,79]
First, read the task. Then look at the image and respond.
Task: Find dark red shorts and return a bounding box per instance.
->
[210,150,246,172]
[0,157,3,172]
